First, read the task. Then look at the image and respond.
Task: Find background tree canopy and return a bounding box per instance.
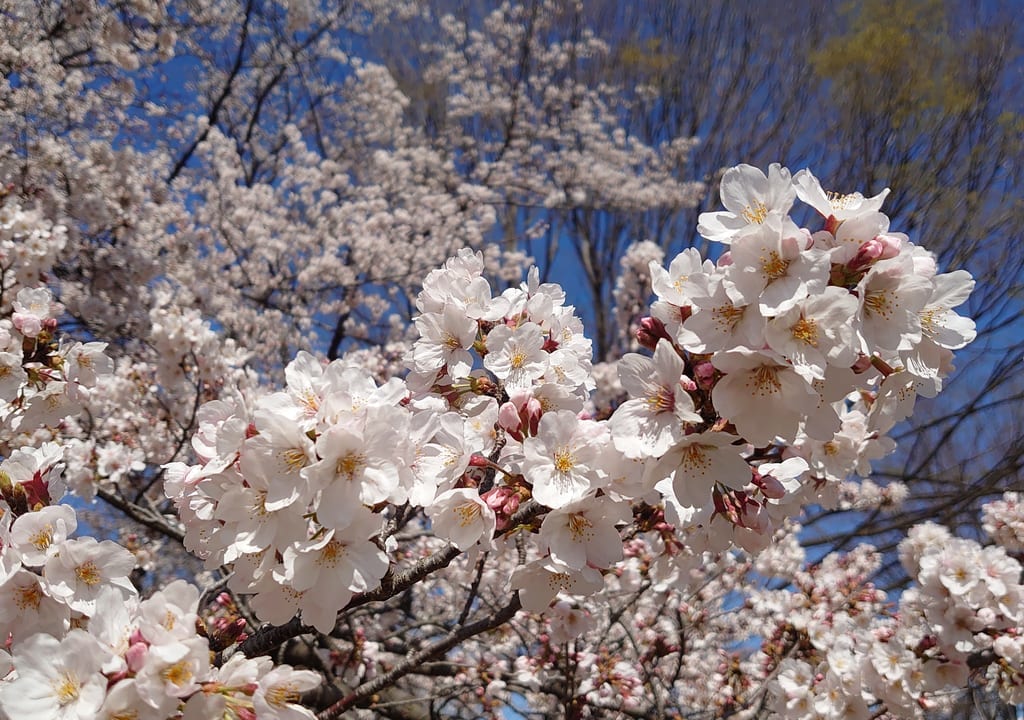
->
[0,0,1020,717]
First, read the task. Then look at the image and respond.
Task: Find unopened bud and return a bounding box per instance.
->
[693,360,716,389]
[481,486,520,531]
[125,641,149,672]
[468,454,490,468]
[851,354,873,373]
[636,316,671,351]
[848,234,901,272]
[756,473,786,500]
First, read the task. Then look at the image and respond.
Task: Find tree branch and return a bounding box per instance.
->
[317,595,523,719]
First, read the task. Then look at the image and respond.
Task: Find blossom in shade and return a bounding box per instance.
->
[254,665,321,720]
[511,558,605,613]
[648,431,751,507]
[539,495,630,570]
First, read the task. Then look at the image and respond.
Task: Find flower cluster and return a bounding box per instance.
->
[165,164,977,640]
[619,163,974,555]
[0,307,320,719]
[0,552,318,720]
[0,191,67,301]
[763,492,1024,716]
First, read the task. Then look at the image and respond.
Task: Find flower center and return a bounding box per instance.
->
[455,502,481,527]
[509,349,527,369]
[741,200,768,224]
[680,444,711,473]
[75,560,102,586]
[281,448,309,472]
[826,190,857,211]
[53,672,80,705]
[748,366,782,396]
[14,583,42,610]
[864,290,893,319]
[712,304,745,331]
[759,251,789,281]
[335,452,366,480]
[646,386,675,412]
[30,523,54,550]
[553,447,575,474]
[567,513,593,541]
[267,682,302,708]
[161,660,194,687]
[790,318,819,346]
[319,539,346,567]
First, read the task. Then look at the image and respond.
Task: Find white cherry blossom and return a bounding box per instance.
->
[609,339,701,459]
[697,163,798,243]
[712,348,820,446]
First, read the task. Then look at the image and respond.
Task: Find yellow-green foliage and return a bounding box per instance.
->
[811,0,982,128]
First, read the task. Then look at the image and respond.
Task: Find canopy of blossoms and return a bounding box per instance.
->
[0,162,1014,720]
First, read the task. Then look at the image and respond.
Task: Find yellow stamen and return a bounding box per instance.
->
[29,523,54,550]
[567,513,593,541]
[759,250,789,281]
[712,304,745,330]
[826,190,857,211]
[75,560,102,586]
[680,444,711,473]
[318,539,346,568]
[748,366,782,396]
[53,673,80,705]
[741,200,769,224]
[509,349,527,369]
[267,683,301,708]
[335,453,366,480]
[864,291,893,319]
[790,318,819,346]
[14,583,42,610]
[161,660,194,687]
[455,502,481,527]
[553,447,575,474]
[281,448,309,472]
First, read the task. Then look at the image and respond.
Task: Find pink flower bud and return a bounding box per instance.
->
[693,360,716,388]
[848,234,901,272]
[125,641,149,672]
[525,397,542,436]
[851,354,873,373]
[468,454,490,468]
[481,486,520,530]
[497,400,524,441]
[756,473,786,500]
[636,316,671,350]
